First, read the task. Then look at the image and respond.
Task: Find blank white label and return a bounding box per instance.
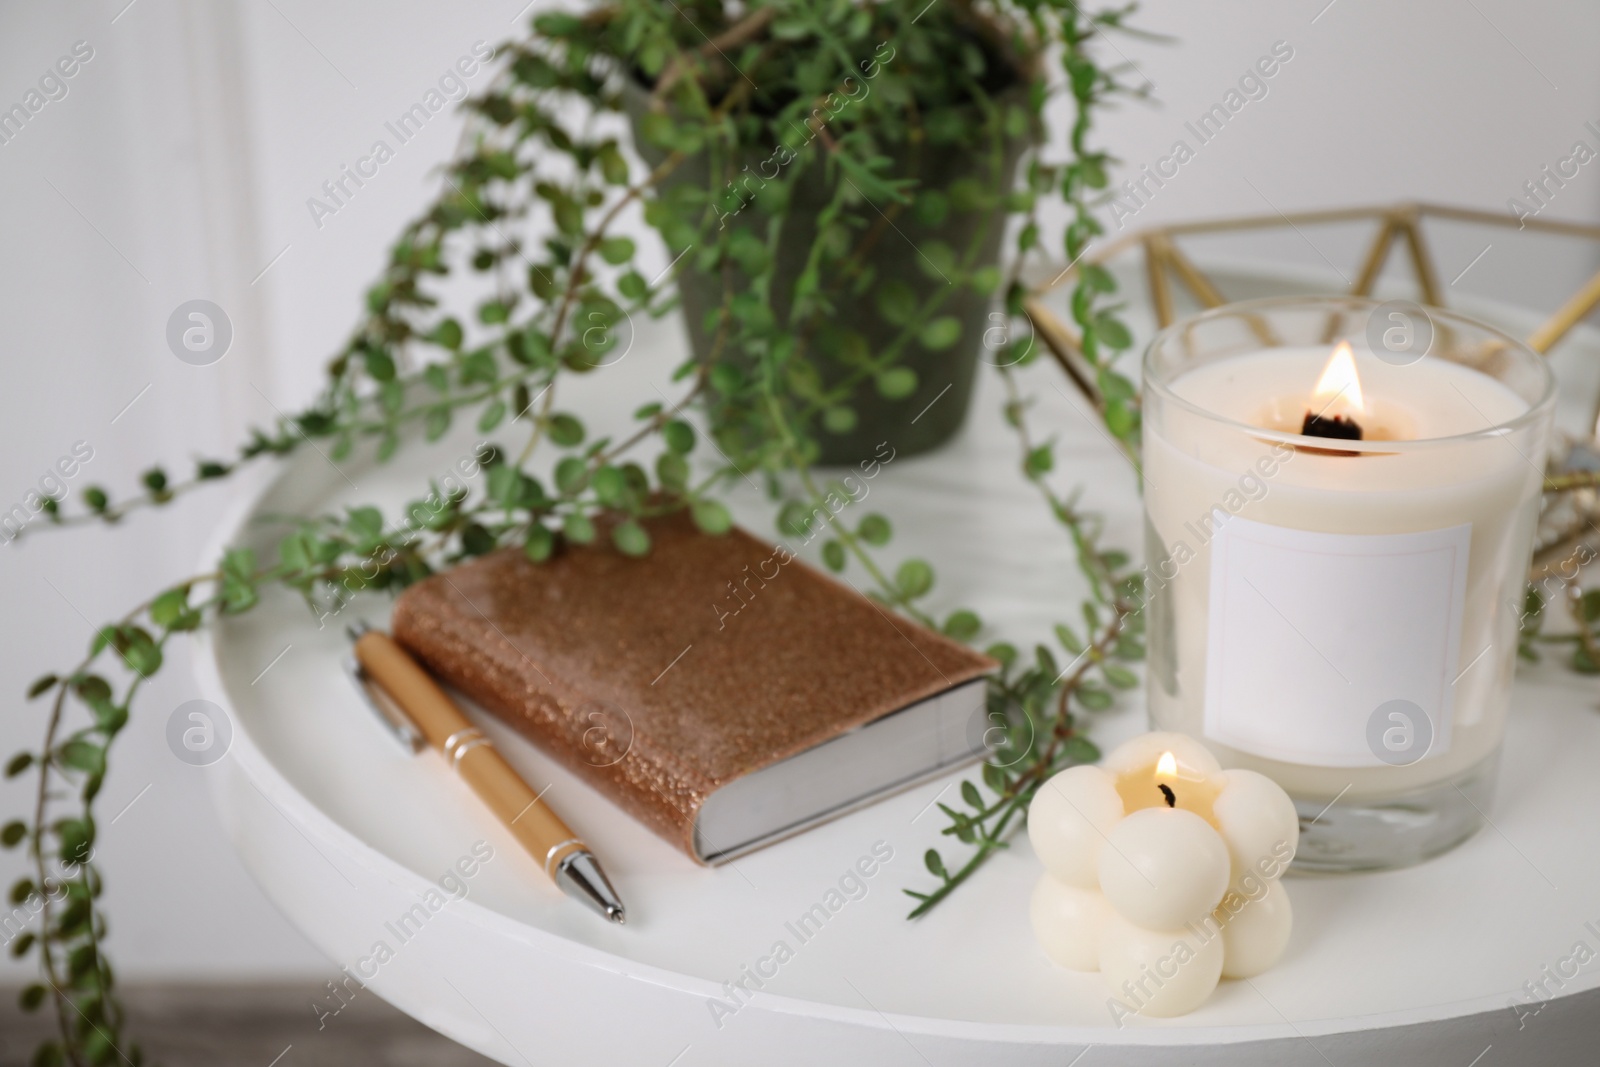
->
[1203,513,1468,767]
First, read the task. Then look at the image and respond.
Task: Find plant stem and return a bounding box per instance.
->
[35,676,84,1067]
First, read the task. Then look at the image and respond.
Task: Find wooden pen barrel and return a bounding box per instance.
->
[353,630,587,878]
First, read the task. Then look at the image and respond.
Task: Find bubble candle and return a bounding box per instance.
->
[1028,732,1298,1019]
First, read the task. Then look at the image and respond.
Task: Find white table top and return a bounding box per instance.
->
[199,265,1600,1065]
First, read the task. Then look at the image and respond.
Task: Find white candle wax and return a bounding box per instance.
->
[1027,765,1125,889]
[1098,910,1226,1018]
[1031,876,1109,972]
[1144,345,1545,800]
[1216,880,1293,979]
[1097,807,1231,930]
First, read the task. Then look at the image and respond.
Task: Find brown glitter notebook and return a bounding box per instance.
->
[390,512,995,864]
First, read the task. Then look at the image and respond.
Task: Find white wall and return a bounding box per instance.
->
[1060,0,1600,312]
[0,0,522,981]
[1,0,1598,980]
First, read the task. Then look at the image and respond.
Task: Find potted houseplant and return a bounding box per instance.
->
[618,3,1039,462]
[6,3,1157,1063]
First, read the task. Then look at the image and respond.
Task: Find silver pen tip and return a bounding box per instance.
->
[555,851,628,927]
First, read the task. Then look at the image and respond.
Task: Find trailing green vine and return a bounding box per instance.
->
[906,360,1144,917]
[1,3,1165,1062]
[901,0,1151,914]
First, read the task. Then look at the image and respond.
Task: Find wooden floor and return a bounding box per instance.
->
[0,984,499,1066]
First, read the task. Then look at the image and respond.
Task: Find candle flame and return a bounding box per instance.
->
[1312,341,1365,416]
[1156,751,1177,777]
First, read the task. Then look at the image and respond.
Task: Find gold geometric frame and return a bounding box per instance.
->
[1029,202,1600,425]
[1024,201,1600,584]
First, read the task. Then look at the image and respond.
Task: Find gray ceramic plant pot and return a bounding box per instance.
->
[625,77,1033,466]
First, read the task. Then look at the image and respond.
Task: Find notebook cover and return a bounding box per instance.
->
[390,511,995,862]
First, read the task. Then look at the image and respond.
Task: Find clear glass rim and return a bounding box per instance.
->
[1141,295,1558,454]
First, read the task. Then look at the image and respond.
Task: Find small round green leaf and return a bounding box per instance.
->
[691,500,732,536]
[598,236,636,265]
[548,413,585,446]
[876,367,918,400]
[362,347,396,382]
[460,523,496,556]
[822,539,846,572]
[563,512,596,545]
[919,317,961,350]
[857,514,891,546]
[554,457,589,495]
[1081,264,1117,293]
[895,558,934,599]
[663,419,696,454]
[1114,636,1147,661]
[656,451,688,491]
[618,270,648,301]
[1054,623,1084,655]
[1063,736,1101,763]
[592,466,629,508]
[524,525,556,562]
[912,191,949,227]
[984,642,1018,667]
[612,519,651,557]
[942,610,981,641]
[1103,664,1140,690]
[710,363,744,395]
[1025,443,1053,477]
[969,266,1001,295]
[778,500,815,538]
[822,406,857,434]
[1077,685,1114,711]
[1093,312,1133,350]
[477,399,507,433]
[875,281,917,326]
[429,318,464,350]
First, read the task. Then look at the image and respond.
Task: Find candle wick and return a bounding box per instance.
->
[1158,783,1176,808]
[1301,411,1363,441]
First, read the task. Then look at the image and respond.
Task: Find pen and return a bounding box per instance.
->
[344,622,627,925]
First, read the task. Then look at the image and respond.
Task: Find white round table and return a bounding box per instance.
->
[198,265,1600,1065]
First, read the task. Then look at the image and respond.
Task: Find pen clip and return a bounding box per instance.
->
[342,654,426,755]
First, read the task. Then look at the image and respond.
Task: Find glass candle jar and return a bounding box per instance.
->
[1140,296,1556,871]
